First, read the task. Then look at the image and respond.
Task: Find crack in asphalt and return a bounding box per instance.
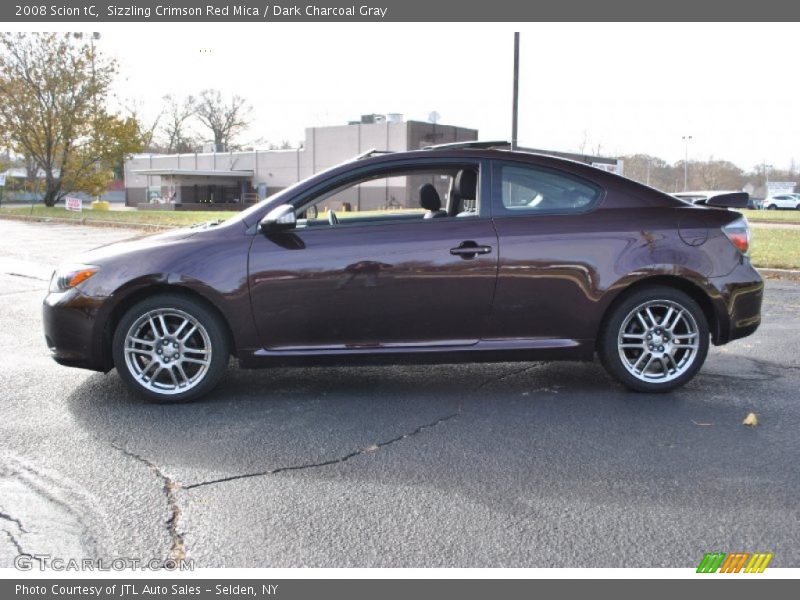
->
[741,356,800,375]
[118,363,546,495]
[107,362,547,557]
[0,289,42,297]
[183,363,546,490]
[183,409,463,490]
[0,510,28,533]
[473,363,548,391]
[2,529,42,565]
[110,444,185,562]
[5,272,48,282]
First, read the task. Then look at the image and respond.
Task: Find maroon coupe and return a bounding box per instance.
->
[43,144,763,401]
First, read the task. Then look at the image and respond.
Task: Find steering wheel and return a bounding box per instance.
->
[328,209,339,226]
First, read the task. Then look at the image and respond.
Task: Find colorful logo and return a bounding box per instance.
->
[697,552,773,573]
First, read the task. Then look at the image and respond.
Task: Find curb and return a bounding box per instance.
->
[749,221,800,227]
[757,268,800,281]
[0,213,172,231]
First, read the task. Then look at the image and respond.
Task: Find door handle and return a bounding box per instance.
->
[450,241,492,259]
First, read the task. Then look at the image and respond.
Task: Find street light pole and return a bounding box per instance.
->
[682,135,692,191]
[511,32,519,151]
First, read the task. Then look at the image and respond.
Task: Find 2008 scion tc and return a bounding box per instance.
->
[43,143,763,402]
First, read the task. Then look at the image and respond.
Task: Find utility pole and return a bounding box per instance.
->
[763,162,773,200]
[682,135,692,191]
[511,32,520,151]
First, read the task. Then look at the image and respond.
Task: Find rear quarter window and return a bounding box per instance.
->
[494,163,603,216]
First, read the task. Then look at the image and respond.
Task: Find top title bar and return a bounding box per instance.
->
[5,0,800,22]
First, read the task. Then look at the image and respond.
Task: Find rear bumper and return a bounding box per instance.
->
[43,289,110,372]
[709,259,764,345]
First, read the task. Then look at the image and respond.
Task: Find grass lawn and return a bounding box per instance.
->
[741,209,800,223]
[0,205,239,227]
[750,227,800,270]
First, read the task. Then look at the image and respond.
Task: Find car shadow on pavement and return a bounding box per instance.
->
[63,359,696,480]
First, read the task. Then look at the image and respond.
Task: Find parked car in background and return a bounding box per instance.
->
[43,143,764,402]
[673,190,756,210]
[673,190,745,207]
[749,197,762,210]
[762,194,800,210]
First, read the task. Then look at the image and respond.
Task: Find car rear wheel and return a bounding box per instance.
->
[767,204,777,210]
[112,294,229,402]
[598,286,709,393]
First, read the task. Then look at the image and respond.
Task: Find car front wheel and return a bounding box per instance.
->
[599,286,709,393]
[112,293,229,402]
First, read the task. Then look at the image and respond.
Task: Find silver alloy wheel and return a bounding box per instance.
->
[617,299,700,383]
[123,308,212,396]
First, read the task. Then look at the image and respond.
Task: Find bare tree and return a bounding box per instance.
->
[695,159,745,191]
[161,94,197,153]
[23,154,39,192]
[268,140,294,150]
[619,154,677,190]
[194,89,251,151]
[122,98,163,153]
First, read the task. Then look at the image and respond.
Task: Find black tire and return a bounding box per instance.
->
[112,293,230,403]
[598,286,709,393]
[767,204,777,210]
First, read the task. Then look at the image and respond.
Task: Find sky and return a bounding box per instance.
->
[12,22,800,170]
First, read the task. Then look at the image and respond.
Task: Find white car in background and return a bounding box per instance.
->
[762,194,800,210]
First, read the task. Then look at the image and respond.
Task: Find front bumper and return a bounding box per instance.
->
[709,259,764,345]
[43,289,110,372]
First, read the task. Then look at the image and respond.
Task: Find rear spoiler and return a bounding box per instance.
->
[705,192,749,208]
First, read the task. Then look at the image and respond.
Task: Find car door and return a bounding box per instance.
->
[247,161,499,351]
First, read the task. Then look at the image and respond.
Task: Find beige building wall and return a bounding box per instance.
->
[124,120,478,207]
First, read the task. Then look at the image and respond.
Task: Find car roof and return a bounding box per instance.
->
[350,147,616,176]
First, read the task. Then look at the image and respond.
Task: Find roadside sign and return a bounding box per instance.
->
[767,181,796,196]
[0,174,6,186]
[65,196,83,212]
[592,161,624,176]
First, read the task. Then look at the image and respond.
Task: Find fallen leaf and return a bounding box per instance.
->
[742,412,759,427]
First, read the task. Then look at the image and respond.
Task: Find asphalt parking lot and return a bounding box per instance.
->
[0,219,798,568]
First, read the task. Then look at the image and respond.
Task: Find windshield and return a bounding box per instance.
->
[223,160,359,228]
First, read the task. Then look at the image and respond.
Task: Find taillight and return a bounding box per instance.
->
[722,217,751,256]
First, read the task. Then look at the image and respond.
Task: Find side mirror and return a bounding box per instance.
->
[706,192,749,209]
[260,204,297,231]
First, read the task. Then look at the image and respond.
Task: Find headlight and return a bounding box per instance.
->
[49,264,100,293]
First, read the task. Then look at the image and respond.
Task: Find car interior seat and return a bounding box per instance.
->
[419,183,447,219]
[450,169,478,217]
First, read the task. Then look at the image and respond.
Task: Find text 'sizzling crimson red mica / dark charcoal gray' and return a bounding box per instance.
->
[43,147,763,402]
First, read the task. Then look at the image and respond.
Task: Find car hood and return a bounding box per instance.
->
[70,225,206,265]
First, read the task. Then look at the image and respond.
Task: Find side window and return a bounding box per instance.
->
[296,164,481,228]
[495,163,602,215]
